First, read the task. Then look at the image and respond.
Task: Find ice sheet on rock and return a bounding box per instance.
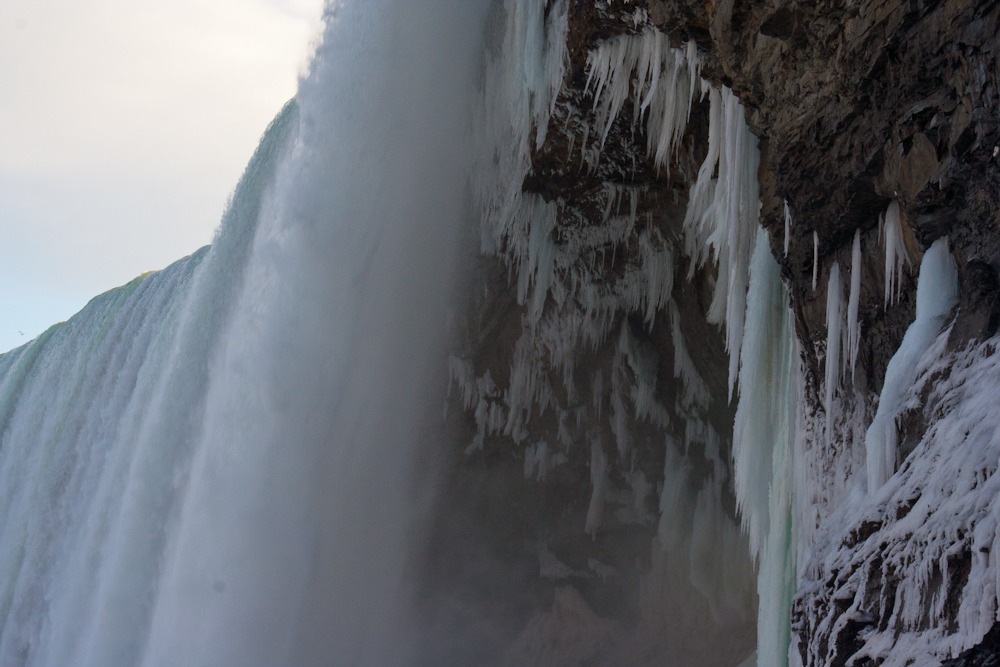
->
[865,237,958,492]
[797,331,1000,667]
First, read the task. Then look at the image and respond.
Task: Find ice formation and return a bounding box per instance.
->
[682,86,761,398]
[812,231,819,291]
[825,261,844,444]
[584,28,701,167]
[797,323,1000,666]
[865,237,959,491]
[882,199,911,308]
[847,229,862,382]
[732,230,802,667]
[784,200,792,257]
[471,7,769,660]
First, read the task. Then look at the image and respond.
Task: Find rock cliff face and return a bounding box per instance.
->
[419,1,1000,665]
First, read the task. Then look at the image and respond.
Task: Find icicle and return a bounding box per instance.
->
[681,87,760,399]
[783,200,791,257]
[847,229,862,382]
[883,199,910,308]
[824,262,843,445]
[585,436,608,538]
[584,27,697,167]
[667,299,711,411]
[657,439,690,550]
[811,231,818,291]
[865,237,958,491]
[640,231,674,327]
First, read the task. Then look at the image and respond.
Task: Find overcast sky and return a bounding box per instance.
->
[0,0,324,352]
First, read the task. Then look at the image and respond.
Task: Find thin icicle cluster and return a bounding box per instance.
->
[682,86,762,398]
[584,28,701,167]
[881,199,910,308]
[473,0,569,260]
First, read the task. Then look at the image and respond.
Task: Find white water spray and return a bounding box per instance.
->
[0,2,487,665]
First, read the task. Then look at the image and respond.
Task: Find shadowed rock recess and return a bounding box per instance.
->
[419,0,1000,666]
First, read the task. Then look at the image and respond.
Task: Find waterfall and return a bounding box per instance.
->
[0,2,487,665]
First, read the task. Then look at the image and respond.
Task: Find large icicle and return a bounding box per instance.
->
[847,229,862,382]
[681,87,761,398]
[824,261,844,444]
[865,237,958,491]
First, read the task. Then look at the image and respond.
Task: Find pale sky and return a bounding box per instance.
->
[0,0,324,353]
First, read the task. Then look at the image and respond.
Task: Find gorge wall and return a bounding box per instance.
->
[427,1,1000,666]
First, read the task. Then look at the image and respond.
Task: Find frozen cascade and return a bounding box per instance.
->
[732,229,801,667]
[865,237,959,492]
[584,27,701,166]
[0,2,488,665]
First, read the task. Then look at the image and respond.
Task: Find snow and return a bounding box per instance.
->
[797,326,1000,666]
